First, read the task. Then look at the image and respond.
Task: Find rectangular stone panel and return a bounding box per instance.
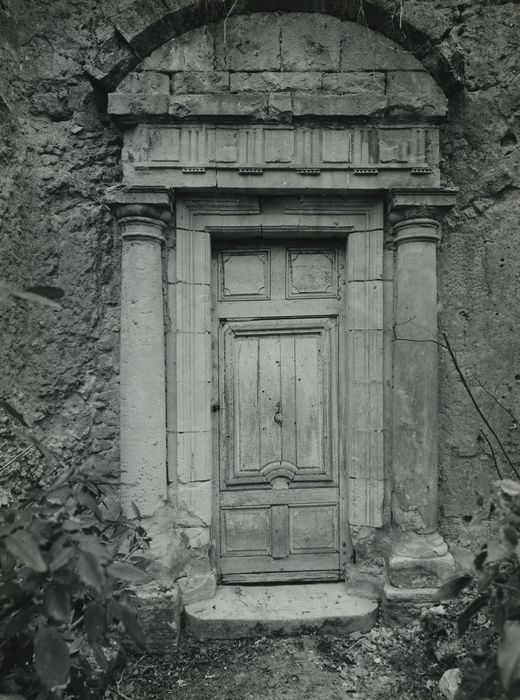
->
[347,281,383,330]
[347,230,384,281]
[349,381,383,432]
[219,250,271,300]
[349,430,384,480]
[321,130,351,163]
[286,248,337,298]
[349,330,384,382]
[176,431,212,483]
[348,477,384,527]
[264,128,295,163]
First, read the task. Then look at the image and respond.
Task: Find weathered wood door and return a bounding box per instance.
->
[213,240,346,582]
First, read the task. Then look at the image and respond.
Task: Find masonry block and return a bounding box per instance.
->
[340,24,424,71]
[141,26,214,71]
[118,70,170,95]
[177,570,217,605]
[214,14,282,71]
[386,71,448,117]
[381,584,438,626]
[293,93,387,117]
[132,583,182,653]
[230,71,322,93]
[176,431,212,483]
[322,71,385,95]
[281,14,342,71]
[168,93,268,119]
[173,71,230,94]
[177,480,212,526]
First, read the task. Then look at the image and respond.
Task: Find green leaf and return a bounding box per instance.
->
[84,601,106,644]
[106,561,149,584]
[91,641,108,671]
[49,545,75,572]
[33,625,71,690]
[3,604,43,639]
[112,601,146,649]
[5,530,47,572]
[77,550,105,594]
[498,621,520,692]
[433,574,473,601]
[44,582,71,623]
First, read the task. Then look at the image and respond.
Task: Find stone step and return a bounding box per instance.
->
[184,583,379,639]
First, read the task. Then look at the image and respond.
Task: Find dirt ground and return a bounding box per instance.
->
[106,603,487,700]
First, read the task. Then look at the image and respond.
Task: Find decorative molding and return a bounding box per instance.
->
[126,124,440,175]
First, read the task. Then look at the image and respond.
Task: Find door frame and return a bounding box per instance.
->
[169,194,387,585]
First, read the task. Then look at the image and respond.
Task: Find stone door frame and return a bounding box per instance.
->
[172,195,384,583]
[107,121,458,603]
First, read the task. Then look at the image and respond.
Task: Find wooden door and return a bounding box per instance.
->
[213,241,345,582]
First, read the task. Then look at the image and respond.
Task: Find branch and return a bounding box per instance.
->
[479,429,503,480]
[443,333,520,480]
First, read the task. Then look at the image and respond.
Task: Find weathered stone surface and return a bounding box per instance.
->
[185,584,378,639]
[293,93,387,116]
[177,570,217,605]
[230,71,322,93]
[141,25,214,71]
[173,71,229,94]
[177,480,212,525]
[108,92,169,117]
[168,93,268,119]
[281,14,342,71]
[132,583,182,653]
[118,70,170,94]
[387,553,456,588]
[322,71,385,95]
[340,23,424,71]
[214,14,282,71]
[387,71,448,117]
[381,584,438,626]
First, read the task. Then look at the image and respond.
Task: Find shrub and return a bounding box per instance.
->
[0,402,151,700]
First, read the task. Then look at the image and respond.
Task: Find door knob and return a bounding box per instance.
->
[274,403,283,424]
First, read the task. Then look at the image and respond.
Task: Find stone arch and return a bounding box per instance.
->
[86,0,463,94]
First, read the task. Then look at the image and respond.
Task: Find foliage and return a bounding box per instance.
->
[0,401,151,700]
[436,479,520,699]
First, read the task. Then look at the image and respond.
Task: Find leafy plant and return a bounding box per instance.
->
[436,479,520,699]
[0,402,151,700]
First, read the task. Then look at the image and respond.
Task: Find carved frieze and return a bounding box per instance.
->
[123,124,440,189]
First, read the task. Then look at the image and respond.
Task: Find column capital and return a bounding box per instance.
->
[393,218,441,246]
[105,185,174,225]
[387,187,458,227]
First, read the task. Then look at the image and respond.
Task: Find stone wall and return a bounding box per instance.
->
[1,0,520,563]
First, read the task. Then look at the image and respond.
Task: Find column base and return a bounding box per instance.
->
[382,531,456,623]
[381,584,440,626]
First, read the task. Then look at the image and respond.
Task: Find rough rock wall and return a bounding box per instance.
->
[1,0,520,549]
[0,0,129,491]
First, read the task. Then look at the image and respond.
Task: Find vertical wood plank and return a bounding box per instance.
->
[236,337,261,474]
[280,335,297,465]
[258,335,282,467]
[295,336,320,467]
[271,505,289,559]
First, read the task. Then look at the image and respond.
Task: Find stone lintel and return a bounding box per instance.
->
[105,184,174,224]
[387,187,458,224]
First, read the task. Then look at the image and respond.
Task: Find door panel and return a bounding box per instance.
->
[214,241,345,582]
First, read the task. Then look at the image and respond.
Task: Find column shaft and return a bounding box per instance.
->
[393,219,440,534]
[120,217,167,516]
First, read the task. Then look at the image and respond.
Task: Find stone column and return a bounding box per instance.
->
[392,218,441,534]
[383,190,457,620]
[107,187,173,518]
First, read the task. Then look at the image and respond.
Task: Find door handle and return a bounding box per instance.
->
[274,403,283,424]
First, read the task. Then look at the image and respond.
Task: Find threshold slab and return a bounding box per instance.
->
[184,583,378,639]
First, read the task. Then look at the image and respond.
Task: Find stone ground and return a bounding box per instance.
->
[105,601,504,700]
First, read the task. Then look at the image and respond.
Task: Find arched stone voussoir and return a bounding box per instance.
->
[85,0,464,94]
